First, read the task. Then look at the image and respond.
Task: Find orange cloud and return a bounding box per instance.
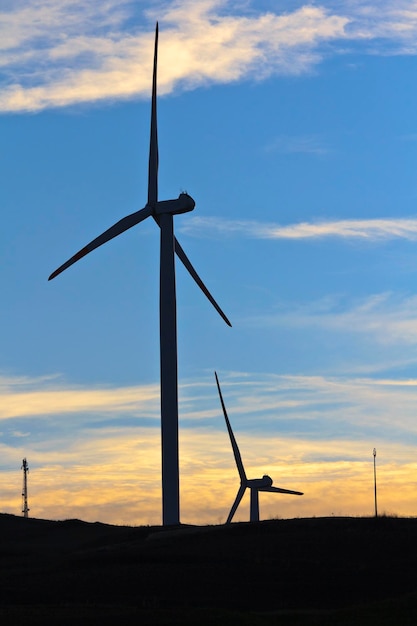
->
[3,430,416,525]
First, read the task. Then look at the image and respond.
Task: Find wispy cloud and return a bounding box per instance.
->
[212,370,417,442]
[0,0,350,112]
[265,134,332,155]
[3,367,417,441]
[400,133,417,142]
[180,216,417,241]
[250,292,417,350]
[2,368,417,523]
[0,374,159,420]
[3,427,417,524]
[5,0,417,112]
[343,0,417,54]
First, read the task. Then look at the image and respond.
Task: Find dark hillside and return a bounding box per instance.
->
[1,514,417,624]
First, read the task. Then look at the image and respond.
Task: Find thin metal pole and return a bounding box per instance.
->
[373,448,377,518]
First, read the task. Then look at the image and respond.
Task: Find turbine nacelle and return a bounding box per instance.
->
[247,475,273,489]
[154,192,195,216]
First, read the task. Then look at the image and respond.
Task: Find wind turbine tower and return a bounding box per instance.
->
[21,458,30,518]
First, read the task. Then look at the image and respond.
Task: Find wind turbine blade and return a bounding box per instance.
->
[148,22,158,206]
[226,485,246,524]
[215,372,246,482]
[261,486,303,495]
[175,238,231,327]
[48,205,153,280]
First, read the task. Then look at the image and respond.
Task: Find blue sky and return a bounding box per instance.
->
[1,0,417,524]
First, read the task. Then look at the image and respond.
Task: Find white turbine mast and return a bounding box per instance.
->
[49,24,231,526]
[215,372,303,523]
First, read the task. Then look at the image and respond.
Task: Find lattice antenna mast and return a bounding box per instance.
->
[21,458,29,518]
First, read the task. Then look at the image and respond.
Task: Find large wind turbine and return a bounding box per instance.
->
[49,24,231,526]
[214,372,303,523]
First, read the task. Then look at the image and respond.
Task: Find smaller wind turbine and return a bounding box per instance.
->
[215,372,303,523]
